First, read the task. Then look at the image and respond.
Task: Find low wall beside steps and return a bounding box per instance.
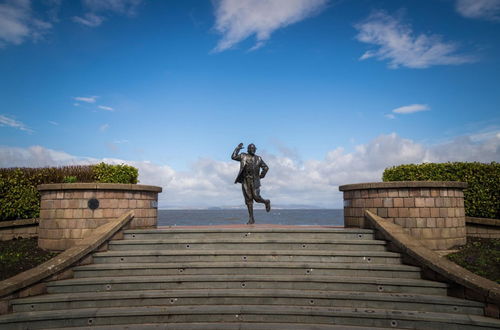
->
[339,181,467,250]
[37,183,162,251]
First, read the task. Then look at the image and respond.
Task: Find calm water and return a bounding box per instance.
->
[158,209,344,227]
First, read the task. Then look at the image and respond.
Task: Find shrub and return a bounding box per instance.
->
[383,162,500,219]
[93,162,138,184]
[0,163,139,221]
[62,176,78,183]
[0,169,41,220]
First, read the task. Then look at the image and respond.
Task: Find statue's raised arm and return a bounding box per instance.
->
[231,143,244,161]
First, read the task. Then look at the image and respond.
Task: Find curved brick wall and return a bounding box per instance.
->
[38,183,162,251]
[339,182,467,250]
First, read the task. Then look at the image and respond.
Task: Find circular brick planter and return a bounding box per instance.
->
[37,183,162,251]
[339,182,467,250]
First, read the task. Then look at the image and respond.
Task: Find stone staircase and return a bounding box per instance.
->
[1,227,499,329]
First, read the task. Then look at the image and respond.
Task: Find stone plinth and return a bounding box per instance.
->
[37,183,162,251]
[339,181,467,250]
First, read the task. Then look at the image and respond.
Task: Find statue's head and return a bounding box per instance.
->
[247,143,256,155]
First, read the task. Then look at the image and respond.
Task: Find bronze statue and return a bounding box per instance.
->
[232,143,271,224]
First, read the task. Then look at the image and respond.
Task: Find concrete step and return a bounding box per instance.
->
[124,228,376,240]
[58,324,398,330]
[56,324,396,330]
[108,239,387,251]
[2,304,499,329]
[92,249,402,264]
[12,289,484,315]
[72,262,422,279]
[46,274,447,296]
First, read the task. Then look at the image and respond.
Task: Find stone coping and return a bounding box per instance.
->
[466,217,500,227]
[364,210,500,306]
[0,211,134,298]
[0,218,38,229]
[339,181,468,191]
[38,183,162,192]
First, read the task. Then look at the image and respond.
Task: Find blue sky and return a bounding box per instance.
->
[1,0,499,208]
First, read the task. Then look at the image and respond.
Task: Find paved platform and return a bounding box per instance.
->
[158,224,344,229]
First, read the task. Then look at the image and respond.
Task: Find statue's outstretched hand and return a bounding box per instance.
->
[237,143,244,149]
[260,173,266,179]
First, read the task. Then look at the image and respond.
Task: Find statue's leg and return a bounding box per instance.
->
[253,188,271,213]
[246,202,255,224]
[242,180,255,224]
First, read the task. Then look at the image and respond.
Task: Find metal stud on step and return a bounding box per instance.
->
[391,320,398,327]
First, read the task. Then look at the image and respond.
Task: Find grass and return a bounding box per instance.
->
[0,238,58,281]
[447,237,500,283]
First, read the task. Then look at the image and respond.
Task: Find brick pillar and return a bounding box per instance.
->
[339,182,467,250]
[37,183,162,251]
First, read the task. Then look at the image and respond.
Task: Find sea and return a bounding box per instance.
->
[158,209,344,227]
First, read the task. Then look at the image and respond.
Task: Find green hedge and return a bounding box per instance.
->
[93,162,138,184]
[0,163,139,221]
[383,162,500,219]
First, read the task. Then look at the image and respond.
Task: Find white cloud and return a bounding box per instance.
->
[98,105,114,111]
[73,0,143,27]
[74,96,97,103]
[99,123,110,132]
[0,0,52,47]
[455,0,500,21]
[0,145,94,168]
[48,120,59,126]
[82,0,142,15]
[392,104,430,114]
[355,11,475,69]
[72,13,104,27]
[212,0,328,52]
[385,114,395,120]
[0,114,33,133]
[1,132,498,208]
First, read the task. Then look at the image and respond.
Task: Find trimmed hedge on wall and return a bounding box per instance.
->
[383,162,499,219]
[0,163,139,221]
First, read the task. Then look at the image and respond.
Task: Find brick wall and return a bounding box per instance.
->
[466,217,500,239]
[0,219,38,241]
[37,183,162,251]
[339,182,467,250]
